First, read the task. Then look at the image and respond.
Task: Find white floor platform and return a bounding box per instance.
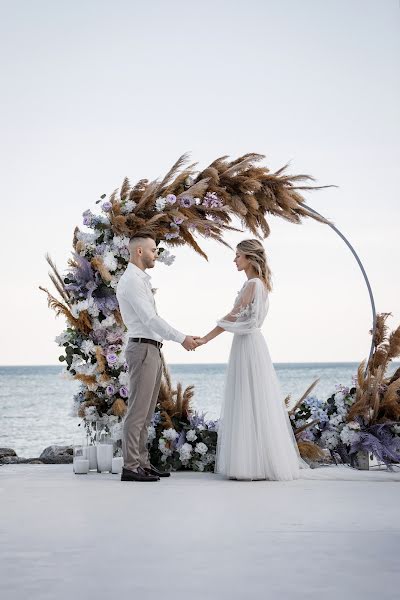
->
[1,464,399,600]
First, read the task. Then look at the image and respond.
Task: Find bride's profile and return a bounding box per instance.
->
[197,239,308,481]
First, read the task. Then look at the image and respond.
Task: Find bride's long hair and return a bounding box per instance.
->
[236,239,272,292]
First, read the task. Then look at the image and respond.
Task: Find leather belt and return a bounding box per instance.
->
[129,337,163,349]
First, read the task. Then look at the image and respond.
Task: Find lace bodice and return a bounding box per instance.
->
[217,278,268,334]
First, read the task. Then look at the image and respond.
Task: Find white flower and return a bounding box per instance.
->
[118,371,129,386]
[161,454,168,463]
[71,300,89,318]
[194,460,205,472]
[76,231,100,244]
[112,235,129,249]
[392,424,400,435]
[334,392,345,403]
[347,420,361,430]
[109,275,120,289]
[103,251,118,272]
[330,414,344,427]
[162,428,179,441]
[158,438,172,456]
[320,429,339,450]
[147,425,156,443]
[156,249,175,266]
[197,425,205,431]
[186,429,197,442]
[340,424,361,446]
[55,332,70,346]
[155,197,167,212]
[195,442,208,455]
[179,442,193,462]
[84,406,99,422]
[111,422,123,441]
[87,300,100,317]
[81,340,96,355]
[101,314,116,328]
[121,200,137,214]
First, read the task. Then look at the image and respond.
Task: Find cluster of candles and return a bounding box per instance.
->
[73,427,124,475]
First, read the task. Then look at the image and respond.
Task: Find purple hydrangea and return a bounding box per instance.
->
[106,385,115,396]
[166,194,177,205]
[173,216,184,225]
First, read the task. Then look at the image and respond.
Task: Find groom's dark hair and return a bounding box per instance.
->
[129,231,156,243]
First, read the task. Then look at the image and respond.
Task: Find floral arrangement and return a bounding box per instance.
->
[40,152,329,442]
[288,315,400,469]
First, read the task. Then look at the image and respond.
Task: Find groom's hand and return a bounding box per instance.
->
[182,335,199,351]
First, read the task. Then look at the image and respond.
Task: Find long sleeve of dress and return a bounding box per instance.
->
[217,280,261,334]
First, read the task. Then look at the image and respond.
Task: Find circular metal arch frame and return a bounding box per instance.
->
[302,204,376,376]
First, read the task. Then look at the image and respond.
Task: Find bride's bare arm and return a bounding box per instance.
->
[197,325,224,345]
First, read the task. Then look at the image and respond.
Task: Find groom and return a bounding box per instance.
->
[116,232,199,482]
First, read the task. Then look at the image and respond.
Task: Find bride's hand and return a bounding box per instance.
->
[194,336,207,346]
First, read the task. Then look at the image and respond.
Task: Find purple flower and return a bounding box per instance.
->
[119,386,129,399]
[106,385,115,396]
[108,345,118,352]
[106,353,118,365]
[102,201,112,212]
[166,194,177,205]
[179,196,195,208]
[165,232,179,240]
[173,217,184,225]
[82,209,94,227]
[202,192,223,209]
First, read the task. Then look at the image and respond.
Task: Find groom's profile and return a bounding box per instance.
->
[116,231,199,482]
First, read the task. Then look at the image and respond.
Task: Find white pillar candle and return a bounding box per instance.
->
[83,445,98,470]
[112,456,124,474]
[96,444,113,473]
[73,458,89,474]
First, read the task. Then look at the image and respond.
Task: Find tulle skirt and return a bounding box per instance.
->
[215,330,302,481]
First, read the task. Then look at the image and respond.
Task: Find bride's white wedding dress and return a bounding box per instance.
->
[215,277,309,481]
[214,278,400,482]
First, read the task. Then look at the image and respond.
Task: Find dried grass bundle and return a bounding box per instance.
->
[111,398,127,417]
[91,256,112,283]
[98,152,333,259]
[39,287,92,334]
[297,440,326,461]
[95,346,106,373]
[74,373,97,385]
[349,313,400,425]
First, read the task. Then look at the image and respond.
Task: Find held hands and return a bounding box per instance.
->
[181,335,207,352]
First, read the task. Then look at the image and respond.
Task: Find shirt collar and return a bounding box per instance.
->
[127,262,152,282]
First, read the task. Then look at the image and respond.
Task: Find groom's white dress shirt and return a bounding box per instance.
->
[116,262,185,344]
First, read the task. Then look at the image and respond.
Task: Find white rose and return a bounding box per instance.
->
[186,429,197,442]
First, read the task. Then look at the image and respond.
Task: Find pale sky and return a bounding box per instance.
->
[1,0,399,365]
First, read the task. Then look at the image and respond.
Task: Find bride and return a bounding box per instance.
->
[196,239,308,481]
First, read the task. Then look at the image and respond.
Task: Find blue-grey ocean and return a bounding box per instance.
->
[1,363,399,457]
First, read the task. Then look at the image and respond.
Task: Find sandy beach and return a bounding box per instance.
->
[1,464,399,600]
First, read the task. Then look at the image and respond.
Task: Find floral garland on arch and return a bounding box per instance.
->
[41,152,336,464]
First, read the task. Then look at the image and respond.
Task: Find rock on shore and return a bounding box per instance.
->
[0,445,73,465]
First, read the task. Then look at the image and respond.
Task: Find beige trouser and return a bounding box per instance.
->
[122,341,162,471]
